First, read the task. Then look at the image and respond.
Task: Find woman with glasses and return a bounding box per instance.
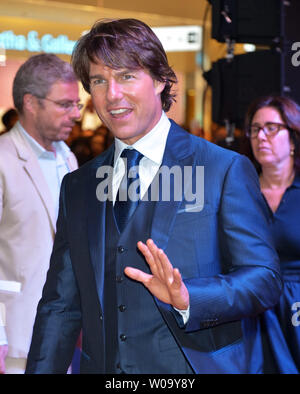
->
[245,95,300,373]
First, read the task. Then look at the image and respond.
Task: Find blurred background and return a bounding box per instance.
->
[1,0,299,147]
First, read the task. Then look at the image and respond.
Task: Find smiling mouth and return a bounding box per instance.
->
[109,108,131,117]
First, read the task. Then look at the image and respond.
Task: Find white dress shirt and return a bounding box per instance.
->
[113,111,189,323]
[19,123,72,218]
[113,111,170,204]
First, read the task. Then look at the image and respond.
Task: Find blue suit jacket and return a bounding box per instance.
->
[26,121,282,374]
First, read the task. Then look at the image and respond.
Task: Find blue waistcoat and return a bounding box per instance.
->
[103,199,193,373]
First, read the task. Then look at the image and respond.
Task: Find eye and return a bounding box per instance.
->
[250,126,260,134]
[91,78,106,86]
[122,73,135,81]
[59,102,72,109]
[266,123,278,132]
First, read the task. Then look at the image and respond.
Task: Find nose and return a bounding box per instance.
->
[69,104,81,120]
[106,79,123,102]
[257,128,267,140]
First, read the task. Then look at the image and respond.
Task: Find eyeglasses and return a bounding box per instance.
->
[246,122,289,139]
[39,97,84,112]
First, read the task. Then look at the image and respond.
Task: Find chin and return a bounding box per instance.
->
[60,131,72,140]
[260,161,277,169]
[256,153,272,163]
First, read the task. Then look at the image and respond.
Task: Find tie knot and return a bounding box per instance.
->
[121,149,143,171]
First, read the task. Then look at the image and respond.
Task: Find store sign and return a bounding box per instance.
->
[152,26,202,52]
[0,30,76,55]
[0,26,202,56]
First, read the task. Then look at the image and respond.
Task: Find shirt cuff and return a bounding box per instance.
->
[173,305,190,325]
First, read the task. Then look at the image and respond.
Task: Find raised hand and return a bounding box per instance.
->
[124,239,189,310]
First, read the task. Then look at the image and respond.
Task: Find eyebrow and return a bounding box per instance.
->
[58,99,81,103]
[89,74,104,80]
[251,122,276,125]
[89,69,138,80]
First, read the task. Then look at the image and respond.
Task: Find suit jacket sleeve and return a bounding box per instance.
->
[181,154,283,332]
[26,174,81,374]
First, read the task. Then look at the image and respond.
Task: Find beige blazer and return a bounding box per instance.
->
[0,123,78,358]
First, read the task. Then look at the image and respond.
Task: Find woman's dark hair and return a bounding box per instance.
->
[244,95,300,173]
[71,18,177,112]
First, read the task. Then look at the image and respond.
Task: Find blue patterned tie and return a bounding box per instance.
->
[114,148,143,233]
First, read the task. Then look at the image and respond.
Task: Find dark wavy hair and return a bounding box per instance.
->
[71,18,177,112]
[244,95,300,173]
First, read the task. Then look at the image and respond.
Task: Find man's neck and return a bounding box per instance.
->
[19,118,54,152]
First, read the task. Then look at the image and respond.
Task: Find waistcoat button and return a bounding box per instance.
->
[117,246,125,253]
[120,334,127,341]
[116,275,123,283]
[119,304,126,312]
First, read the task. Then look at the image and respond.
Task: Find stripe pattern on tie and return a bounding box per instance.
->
[114,148,143,233]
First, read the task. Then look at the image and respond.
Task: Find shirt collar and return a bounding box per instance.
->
[114,111,171,165]
[18,121,71,160]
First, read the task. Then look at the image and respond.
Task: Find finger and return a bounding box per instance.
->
[146,239,165,279]
[154,249,173,286]
[138,240,165,280]
[172,268,183,289]
[124,266,152,285]
[137,241,154,264]
[137,241,160,277]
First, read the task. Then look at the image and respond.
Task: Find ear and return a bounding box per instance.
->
[23,93,38,113]
[291,140,295,151]
[154,80,166,96]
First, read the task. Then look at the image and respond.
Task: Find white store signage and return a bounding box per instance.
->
[152,26,202,52]
[0,25,202,56]
[0,30,76,55]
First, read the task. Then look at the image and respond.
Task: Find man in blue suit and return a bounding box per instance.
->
[26,18,282,374]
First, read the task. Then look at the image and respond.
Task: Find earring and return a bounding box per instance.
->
[290,148,295,157]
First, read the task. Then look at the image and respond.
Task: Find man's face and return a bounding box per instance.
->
[89,60,165,145]
[33,81,81,148]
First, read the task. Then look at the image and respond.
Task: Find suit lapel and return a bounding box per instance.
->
[87,144,115,304]
[10,125,56,232]
[85,122,195,302]
[151,121,196,250]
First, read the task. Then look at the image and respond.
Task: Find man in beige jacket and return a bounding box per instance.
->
[0,54,80,373]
